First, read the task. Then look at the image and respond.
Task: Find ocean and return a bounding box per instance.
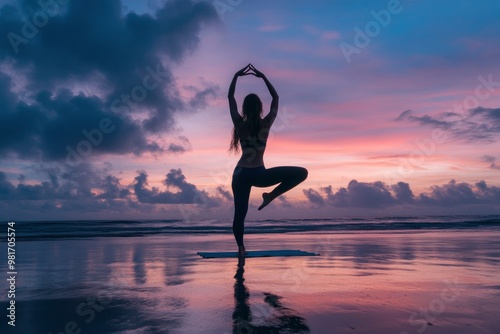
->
[13,215,500,240]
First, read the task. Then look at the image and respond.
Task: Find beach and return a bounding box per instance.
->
[1,220,500,334]
[1,220,499,334]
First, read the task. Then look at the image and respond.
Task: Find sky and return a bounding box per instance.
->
[0,0,499,220]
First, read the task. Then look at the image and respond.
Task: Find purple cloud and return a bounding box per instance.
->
[397,107,500,143]
[304,179,500,208]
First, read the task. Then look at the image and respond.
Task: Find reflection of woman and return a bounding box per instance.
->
[232,266,310,333]
[228,64,308,257]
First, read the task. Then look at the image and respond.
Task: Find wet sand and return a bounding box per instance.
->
[1,230,499,333]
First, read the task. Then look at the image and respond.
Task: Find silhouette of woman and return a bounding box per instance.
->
[228,64,308,257]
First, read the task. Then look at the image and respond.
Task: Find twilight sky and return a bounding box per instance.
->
[0,0,499,220]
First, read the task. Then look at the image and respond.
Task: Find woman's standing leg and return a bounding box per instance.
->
[253,166,308,210]
[232,168,252,253]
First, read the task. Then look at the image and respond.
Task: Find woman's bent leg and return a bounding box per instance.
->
[254,166,308,210]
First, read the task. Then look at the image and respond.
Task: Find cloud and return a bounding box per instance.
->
[0,0,219,161]
[397,107,500,143]
[0,163,229,218]
[482,155,500,170]
[166,136,192,154]
[396,109,451,128]
[3,164,499,218]
[304,179,500,209]
[0,163,130,201]
[0,90,168,161]
[186,82,220,109]
[276,194,292,208]
[303,188,326,207]
[313,180,409,208]
[133,168,223,206]
[215,185,232,202]
[418,180,500,206]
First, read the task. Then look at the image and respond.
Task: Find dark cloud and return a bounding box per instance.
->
[0,163,228,217]
[0,163,130,201]
[166,136,192,154]
[0,90,166,161]
[0,0,219,161]
[397,107,500,143]
[133,168,223,206]
[475,180,500,201]
[391,182,415,203]
[95,174,131,200]
[320,180,403,208]
[303,188,326,207]
[0,171,16,196]
[304,179,500,209]
[418,180,500,206]
[0,72,16,110]
[418,180,477,206]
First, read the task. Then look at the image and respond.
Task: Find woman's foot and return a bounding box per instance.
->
[258,192,274,211]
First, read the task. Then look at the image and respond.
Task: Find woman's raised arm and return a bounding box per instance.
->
[228,64,251,125]
[249,64,279,125]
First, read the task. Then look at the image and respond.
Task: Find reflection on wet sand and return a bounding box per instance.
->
[233,257,310,334]
[4,232,500,333]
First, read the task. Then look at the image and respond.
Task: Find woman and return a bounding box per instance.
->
[228,64,308,257]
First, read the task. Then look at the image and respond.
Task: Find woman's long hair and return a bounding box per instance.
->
[229,93,263,154]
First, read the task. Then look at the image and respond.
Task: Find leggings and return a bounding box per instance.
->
[231,165,308,247]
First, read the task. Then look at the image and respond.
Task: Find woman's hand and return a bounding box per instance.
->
[249,64,264,78]
[235,64,252,77]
